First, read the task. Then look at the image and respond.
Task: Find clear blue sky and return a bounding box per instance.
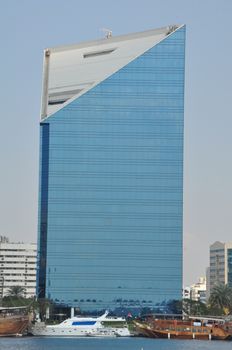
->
[0,0,231,285]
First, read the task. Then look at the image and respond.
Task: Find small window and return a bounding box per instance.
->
[83,48,116,58]
[48,99,66,106]
[48,89,83,106]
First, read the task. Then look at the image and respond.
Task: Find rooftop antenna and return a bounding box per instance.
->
[166,25,178,35]
[100,28,113,39]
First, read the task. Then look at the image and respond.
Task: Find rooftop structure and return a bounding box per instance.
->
[41,25,180,119]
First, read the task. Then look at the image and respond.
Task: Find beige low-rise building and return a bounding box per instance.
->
[209,241,232,296]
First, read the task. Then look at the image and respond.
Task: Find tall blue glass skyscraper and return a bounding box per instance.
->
[37,25,185,312]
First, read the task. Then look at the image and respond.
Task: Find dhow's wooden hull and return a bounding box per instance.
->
[151,329,231,340]
[133,319,232,341]
[0,315,29,337]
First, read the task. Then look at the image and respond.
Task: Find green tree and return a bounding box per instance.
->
[6,286,26,298]
[167,299,183,314]
[182,299,208,316]
[208,284,232,315]
[37,298,53,321]
[3,286,31,308]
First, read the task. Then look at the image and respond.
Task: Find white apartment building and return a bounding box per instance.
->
[0,237,37,298]
[184,277,207,303]
[183,286,190,299]
[190,277,207,303]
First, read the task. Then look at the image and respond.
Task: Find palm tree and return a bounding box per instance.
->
[209,284,232,315]
[37,298,53,321]
[6,286,26,298]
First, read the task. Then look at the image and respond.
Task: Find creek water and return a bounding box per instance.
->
[0,337,232,350]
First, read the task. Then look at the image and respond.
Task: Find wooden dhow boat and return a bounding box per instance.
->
[0,306,30,337]
[133,316,232,340]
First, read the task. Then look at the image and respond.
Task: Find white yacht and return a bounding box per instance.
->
[30,311,131,337]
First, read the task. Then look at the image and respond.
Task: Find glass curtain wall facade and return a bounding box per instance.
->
[38,26,185,312]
